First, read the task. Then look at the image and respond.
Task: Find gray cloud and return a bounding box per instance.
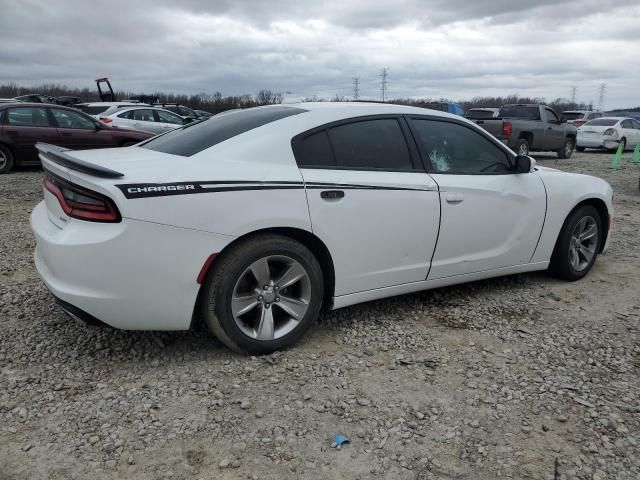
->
[0,0,638,107]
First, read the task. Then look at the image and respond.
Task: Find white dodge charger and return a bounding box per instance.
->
[31,103,613,354]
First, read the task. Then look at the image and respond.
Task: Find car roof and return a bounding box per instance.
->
[77,102,147,107]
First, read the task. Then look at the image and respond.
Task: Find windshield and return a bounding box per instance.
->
[465,109,496,119]
[562,112,584,120]
[141,106,306,156]
[584,119,618,126]
[499,106,540,120]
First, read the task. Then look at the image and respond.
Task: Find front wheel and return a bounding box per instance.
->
[200,234,324,354]
[549,205,601,281]
[557,137,575,159]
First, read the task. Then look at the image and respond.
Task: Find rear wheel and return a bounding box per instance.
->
[549,205,601,281]
[515,139,530,156]
[557,137,575,159]
[200,234,324,354]
[0,144,15,174]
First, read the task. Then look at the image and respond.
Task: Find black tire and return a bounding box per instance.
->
[200,234,324,354]
[549,205,602,281]
[0,144,15,174]
[576,146,586,152]
[619,138,626,152]
[515,138,529,156]
[557,137,575,159]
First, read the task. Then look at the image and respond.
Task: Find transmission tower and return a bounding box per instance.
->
[597,83,606,112]
[380,67,389,102]
[352,77,360,100]
[570,86,577,104]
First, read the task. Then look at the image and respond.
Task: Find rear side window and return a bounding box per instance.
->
[328,119,412,170]
[621,120,633,128]
[142,106,306,156]
[294,130,334,167]
[132,109,155,122]
[5,107,50,127]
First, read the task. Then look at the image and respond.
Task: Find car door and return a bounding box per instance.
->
[293,116,440,296]
[543,107,564,149]
[50,108,114,149]
[2,106,59,162]
[407,116,547,279]
[154,109,185,133]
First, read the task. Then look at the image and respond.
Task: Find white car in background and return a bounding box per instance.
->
[75,102,147,119]
[100,106,192,134]
[562,110,603,127]
[576,117,640,151]
[31,103,613,354]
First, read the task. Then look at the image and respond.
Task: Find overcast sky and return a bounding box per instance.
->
[1,0,638,108]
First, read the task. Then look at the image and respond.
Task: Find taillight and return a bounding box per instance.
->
[43,171,121,223]
[502,121,512,137]
[574,120,586,126]
[99,117,112,123]
[602,128,617,136]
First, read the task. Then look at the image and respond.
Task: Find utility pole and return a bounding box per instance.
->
[570,86,577,104]
[380,67,389,102]
[352,77,360,100]
[597,83,606,112]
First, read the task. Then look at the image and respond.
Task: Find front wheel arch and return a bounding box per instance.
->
[554,199,610,257]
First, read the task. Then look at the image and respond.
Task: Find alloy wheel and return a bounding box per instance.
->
[568,216,598,272]
[231,255,311,341]
[0,150,6,170]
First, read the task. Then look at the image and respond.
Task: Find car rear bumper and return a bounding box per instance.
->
[31,201,233,330]
[577,135,619,149]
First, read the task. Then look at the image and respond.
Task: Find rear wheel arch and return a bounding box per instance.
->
[519,131,533,143]
[200,227,336,308]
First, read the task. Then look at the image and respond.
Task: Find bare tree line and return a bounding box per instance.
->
[2,82,635,114]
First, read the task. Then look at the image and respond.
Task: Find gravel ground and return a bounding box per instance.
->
[1,151,639,480]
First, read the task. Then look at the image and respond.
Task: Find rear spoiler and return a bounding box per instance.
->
[36,143,124,179]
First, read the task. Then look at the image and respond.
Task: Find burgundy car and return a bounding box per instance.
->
[0,103,153,174]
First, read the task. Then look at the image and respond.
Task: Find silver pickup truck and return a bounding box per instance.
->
[470,104,578,159]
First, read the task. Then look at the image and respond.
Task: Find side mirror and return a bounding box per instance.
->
[515,155,534,173]
[183,117,196,124]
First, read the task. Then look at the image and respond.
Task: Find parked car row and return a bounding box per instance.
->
[0,103,153,173]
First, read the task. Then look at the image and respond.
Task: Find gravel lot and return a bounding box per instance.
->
[1,151,639,480]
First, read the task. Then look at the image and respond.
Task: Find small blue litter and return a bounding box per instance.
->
[331,434,350,448]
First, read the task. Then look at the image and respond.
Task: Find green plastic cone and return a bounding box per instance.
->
[610,142,623,169]
[632,143,640,164]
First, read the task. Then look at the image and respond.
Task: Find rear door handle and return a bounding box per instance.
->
[446,193,464,203]
[61,131,72,136]
[320,190,344,200]
[6,129,18,135]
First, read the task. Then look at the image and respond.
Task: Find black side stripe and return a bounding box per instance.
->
[116,180,433,199]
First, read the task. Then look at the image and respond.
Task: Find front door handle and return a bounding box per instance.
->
[320,190,344,200]
[61,131,72,136]
[446,193,464,203]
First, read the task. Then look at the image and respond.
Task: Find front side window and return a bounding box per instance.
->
[51,109,96,129]
[5,107,50,127]
[410,119,512,174]
[545,108,560,122]
[156,110,183,124]
[327,119,413,170]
